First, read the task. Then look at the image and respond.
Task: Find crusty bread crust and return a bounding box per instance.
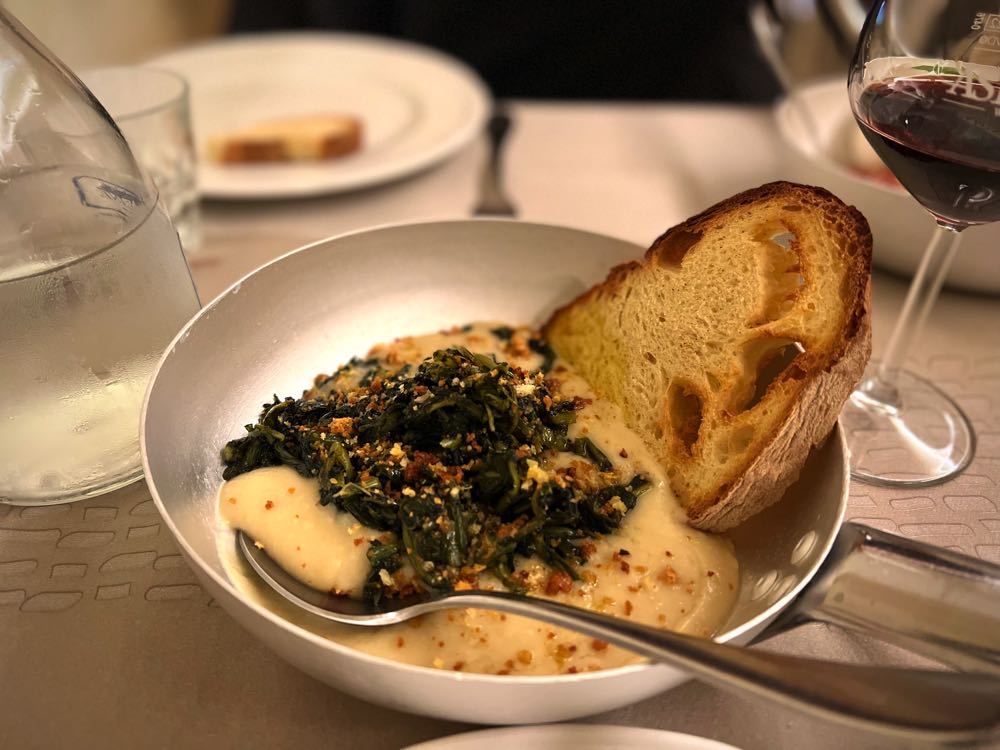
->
[544,182,872,531]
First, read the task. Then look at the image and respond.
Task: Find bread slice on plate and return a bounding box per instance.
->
[207,114,362,164]
[544,182,872,531]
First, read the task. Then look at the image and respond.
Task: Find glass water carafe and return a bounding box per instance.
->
[0,8,201,504]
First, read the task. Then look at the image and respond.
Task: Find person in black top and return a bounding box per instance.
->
[228,1,781,102]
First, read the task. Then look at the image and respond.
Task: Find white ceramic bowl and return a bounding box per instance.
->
[775,79,1000,295]
[141,220,847,724]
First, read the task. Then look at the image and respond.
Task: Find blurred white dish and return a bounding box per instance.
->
[150,33,490,200]
[775,78,1000,295]
[403,724,742,750]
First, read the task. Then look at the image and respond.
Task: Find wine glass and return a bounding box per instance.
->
[841,0,1000,486]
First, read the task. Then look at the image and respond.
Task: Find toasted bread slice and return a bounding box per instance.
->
[208,114,362,164]
[544,182,872,531]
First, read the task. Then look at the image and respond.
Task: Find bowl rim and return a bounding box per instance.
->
[140,218,848,686]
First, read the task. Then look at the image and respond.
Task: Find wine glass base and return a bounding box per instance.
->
[842,365,976,487]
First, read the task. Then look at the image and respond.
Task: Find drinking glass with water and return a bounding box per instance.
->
[0,8,201,504]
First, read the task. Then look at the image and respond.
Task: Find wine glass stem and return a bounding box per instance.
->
[868,223,962,405]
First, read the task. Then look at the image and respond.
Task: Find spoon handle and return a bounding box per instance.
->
[762,522,1000,675]
[438,590,999,743]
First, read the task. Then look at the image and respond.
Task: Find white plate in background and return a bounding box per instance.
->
[403,725,743,750]
[775,78,1000,296]
[150,33,490,200]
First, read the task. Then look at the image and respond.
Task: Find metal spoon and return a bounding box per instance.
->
[238,531,1000,743]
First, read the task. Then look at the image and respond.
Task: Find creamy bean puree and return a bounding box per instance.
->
[218,323,739,675]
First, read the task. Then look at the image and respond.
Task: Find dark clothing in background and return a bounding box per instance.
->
[229,1,781,102]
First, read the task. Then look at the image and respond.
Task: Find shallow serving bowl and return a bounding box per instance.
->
[141,220,847,724]
[775,78,1000,295]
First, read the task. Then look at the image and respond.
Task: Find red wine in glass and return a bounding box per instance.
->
[854,75,1000,226]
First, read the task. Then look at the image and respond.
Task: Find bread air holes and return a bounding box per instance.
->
[751,220,805,326]
[726,337,803,414]
[666,380,703,453]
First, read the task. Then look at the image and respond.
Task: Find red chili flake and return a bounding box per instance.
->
[567,666,579,674]
[264,500,274,510]
[707,570,716,577]
[624,600,634,616]
[619,448,629,458]
[452,662,465,671]
[396,637,405,648]
[353,538,364,546]
[286,487,296,494]
[591,639,609,651]
[619,560,631,573]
